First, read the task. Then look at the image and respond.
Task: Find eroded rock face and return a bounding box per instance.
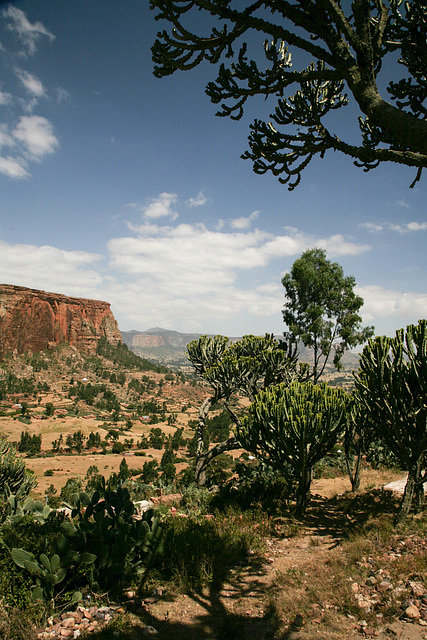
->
[0,284,122,358]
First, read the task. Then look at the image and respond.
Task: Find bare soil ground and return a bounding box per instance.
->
[137,474,427,640]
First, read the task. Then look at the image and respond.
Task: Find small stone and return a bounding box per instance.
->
[292,614,304,629]
[62,618,76,628]
[410,582,426,597]
[405,605,421,620]
[60,630,73,638]
[142,626,158,635]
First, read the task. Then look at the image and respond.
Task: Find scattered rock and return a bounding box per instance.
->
[405,605,421,620]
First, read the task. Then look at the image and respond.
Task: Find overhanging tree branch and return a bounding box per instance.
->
[151,0,427,188]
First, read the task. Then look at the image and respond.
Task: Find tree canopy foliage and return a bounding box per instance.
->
[151,0,427,189]
[282,248,374,382]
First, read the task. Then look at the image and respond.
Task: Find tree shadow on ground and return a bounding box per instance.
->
[298,488,401,540]
[76,489,403,640]
[80,552,276,640]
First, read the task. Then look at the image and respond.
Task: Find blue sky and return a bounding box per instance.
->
[0,1,426,338]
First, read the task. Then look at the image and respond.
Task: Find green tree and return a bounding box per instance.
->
[239,381,348,515]
[187,333,306,485]
[45,402,54,417]
[282,248,374,382]
[354,320,427,523]
[151,0,427,190]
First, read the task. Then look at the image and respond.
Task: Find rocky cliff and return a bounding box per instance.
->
[0,284,122,359]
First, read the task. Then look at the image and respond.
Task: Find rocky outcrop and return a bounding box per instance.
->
[0,284,122,358]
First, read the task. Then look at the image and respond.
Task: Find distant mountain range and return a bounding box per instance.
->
[121,327,360,374]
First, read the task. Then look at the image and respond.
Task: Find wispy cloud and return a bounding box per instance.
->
[15,68,46,111]
[361,221,427,234]
[359,222,384,233]
[3,6,55,56]
[15,69,45,97]
[0,90,12,105]
[187,191,207,208]
[396,199,410,209]
[229,210,260,230]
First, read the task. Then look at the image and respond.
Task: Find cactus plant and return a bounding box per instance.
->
[239,381,348,515]
[0,439,37,501]
[354,320,427,523]
[11,546,94,611]
[63,482,162,591]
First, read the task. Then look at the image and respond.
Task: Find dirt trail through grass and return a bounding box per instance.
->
[138,478,427,640]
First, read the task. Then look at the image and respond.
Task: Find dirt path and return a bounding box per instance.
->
[139,476,427,640]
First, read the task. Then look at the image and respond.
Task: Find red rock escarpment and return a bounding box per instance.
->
[0,284,122,358]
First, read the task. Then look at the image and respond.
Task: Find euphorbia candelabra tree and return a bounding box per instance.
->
[354,320,427,523]
[239,381,348,515]
[187,333,306,485]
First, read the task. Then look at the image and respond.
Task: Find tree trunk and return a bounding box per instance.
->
[194,437,241,486]
[414,466,425,513]
[295,464,312,516]
[395,462,419,524]
[345,438,362,492]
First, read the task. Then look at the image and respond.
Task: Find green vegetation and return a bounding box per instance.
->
[0,319,426,637]
[239,381,348,515]
[187,333,306,485]
[17,432,42,456]
[96,337,169,373]
[354,320,427,523]
[282,248,374,382]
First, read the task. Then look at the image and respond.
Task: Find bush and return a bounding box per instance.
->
[210,461,295,515]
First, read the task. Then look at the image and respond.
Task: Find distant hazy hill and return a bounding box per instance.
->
[121,328,360,376]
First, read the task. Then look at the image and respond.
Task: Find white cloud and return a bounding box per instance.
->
[356,285,427,326]
[105,221,371,331]
[16,69,45,97]
[318,234,371,255]
[187,191,207,208]
[0,240,102,296]
[229,210,260,229]
[360,222,383,233]
[407,222,427,232]
[4,6,55,56]
[0,155,29,178]
[12,115,59,159]
[127,192,179,221]
[0,91,12,105]
[361,221,427,234]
